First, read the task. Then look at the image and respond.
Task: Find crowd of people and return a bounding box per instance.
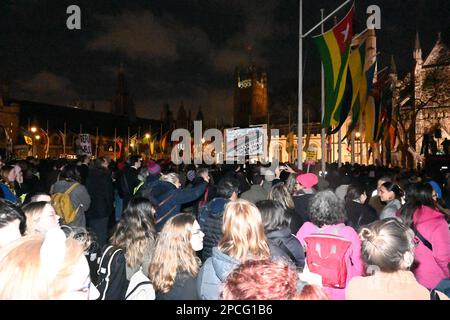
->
[0,153,449,300]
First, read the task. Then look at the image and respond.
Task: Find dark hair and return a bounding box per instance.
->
[196,167,209,177]
[123,197,157,223]
[78,155,89,163]
[0,199,26,235]
[251,172,263,185]
[381,182,404,200]
[309,190,346,227]
[400,183,435,228]
[94,157,108,169]
[21,192,51,206]
[59,164,81,182]
[217,177,240,198]
[256,200,290,232]
[129,155,141,166]
[345,183,366,202]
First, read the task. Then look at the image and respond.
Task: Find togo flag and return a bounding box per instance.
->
[330,39,367,135]
[313,4,354,129]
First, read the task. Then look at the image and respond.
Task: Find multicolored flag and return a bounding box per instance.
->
[313,4,355,129]
[330,38,366,135]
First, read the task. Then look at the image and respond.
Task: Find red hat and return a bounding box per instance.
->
[296,173,318,189]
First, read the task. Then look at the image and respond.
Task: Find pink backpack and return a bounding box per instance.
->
[304,226,352,288]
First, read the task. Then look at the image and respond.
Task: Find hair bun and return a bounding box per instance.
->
[359,227,375,242]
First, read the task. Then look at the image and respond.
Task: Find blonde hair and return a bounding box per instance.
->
[160,173,180,186]
[218,199,270,261]
[0,234,84,299]
[359,218,415,272]
[149,213,200,293]
[22,201,49,235]
[269,183,295,209]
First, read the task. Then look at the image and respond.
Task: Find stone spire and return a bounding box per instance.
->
[414,32,422,62]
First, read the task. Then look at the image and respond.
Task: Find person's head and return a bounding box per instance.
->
[377,176,392,194]
[285,174,298,194]
[94,157,109,169]
[400,183,435,228]
[222,259,328,300]
[379,182,404,202]
[0,200,26,248]
[308,190,346,228]
[217,177,240,200]
[110,198,156,270]
[345,183,367,204]
[256,200,290,233]
[296,173,318,190]
[268,183,294,209]
[160,172,181,188]
[59,164,81,182]
[0,229,100,300]
[250,172,264,186]
[197,167,210,183]
[359,218,415,273]
[78,155,90,165]
[146,160,161,176]
[1,165,16,183]
[218,199,270,261]
[22,201,60,236]
[427,181,442,201]
[149,213,203,293]
[129,155,142,169]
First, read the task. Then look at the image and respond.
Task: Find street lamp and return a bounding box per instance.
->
[31,127,37,133]
[35,135,40,140]
[355,132,361,140]
[145,133,151,139]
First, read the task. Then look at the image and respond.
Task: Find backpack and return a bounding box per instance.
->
[51,183,79,224]
[95,245,130,300]
[304,226,352,289]
[125,268,155,300]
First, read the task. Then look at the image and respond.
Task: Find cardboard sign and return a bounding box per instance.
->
[306,150,317,161]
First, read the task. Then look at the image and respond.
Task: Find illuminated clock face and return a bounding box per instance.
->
[238,79,252,88]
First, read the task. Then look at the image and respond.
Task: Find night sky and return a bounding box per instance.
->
[1,0,448,124]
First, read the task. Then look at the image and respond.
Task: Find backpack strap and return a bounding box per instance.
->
[97,246,123,300]
[158,192,176,207]
[412,223,433,251]
[155,205,177,225]
[125,281,152,300]
[65,182,79,195]
[274,237,297,264]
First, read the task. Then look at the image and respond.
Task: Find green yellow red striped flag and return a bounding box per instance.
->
[313,4,355,129]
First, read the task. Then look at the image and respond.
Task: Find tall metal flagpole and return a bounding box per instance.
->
[298,0,303,170]
[320,8,326,175]
[299,0,352,171]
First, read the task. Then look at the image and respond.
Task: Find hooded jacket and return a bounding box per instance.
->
[198,197,230,262]
[412,205,450,289]
[197,247,240,300]
[266,228,305,268]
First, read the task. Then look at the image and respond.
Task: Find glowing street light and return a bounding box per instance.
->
[31,127,37,133]
[145,133,151,139]
[355,132,361,140]
[35,135,41,140]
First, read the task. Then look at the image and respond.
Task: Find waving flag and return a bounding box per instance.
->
[313,4,355,129]
[330,38,366,134]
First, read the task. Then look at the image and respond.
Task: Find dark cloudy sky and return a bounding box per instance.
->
[1,0,448,124]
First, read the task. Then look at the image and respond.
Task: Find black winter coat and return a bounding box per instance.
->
[266,228,305,269]
[86,167,114,219]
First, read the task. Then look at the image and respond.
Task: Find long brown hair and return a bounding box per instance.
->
[149,213,200,293]
[218,199,270,261]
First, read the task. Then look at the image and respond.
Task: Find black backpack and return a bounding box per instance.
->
[95,245,130,300]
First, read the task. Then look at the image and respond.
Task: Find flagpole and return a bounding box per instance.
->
[298,0,303,170]
[114,128,117,161]
[63,122,66,156]
[95,127,99,158]
[320,8,326,175]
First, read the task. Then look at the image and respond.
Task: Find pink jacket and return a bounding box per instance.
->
[296,222,364,300]
[412,205,450,289]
